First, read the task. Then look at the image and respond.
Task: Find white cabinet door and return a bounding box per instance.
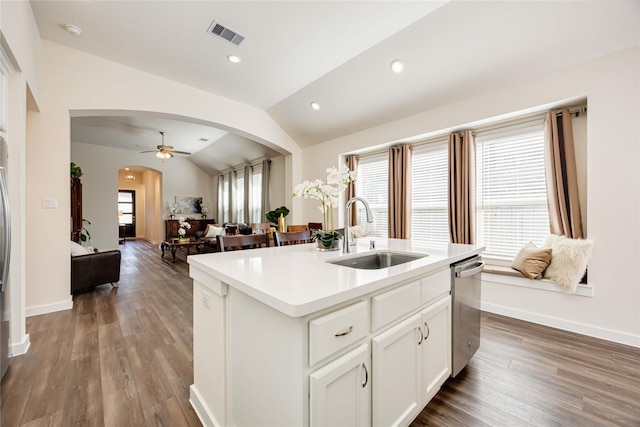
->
[310,343,371,427]
[372,313,422,427]
[420,295,451,404]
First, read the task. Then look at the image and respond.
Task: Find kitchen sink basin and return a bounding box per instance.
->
[327,251,427,270]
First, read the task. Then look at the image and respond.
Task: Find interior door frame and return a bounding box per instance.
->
[118,189,136,238]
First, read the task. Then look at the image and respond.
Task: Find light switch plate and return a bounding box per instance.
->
[42,197,58,208]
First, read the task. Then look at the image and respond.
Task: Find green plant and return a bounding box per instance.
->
[70,162,83,179]
[265,206,289,225]
[73,219,92,243]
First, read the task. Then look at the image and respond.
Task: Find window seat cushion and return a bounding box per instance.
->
[483,264,534,279]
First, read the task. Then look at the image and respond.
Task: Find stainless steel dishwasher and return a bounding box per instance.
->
[451,256,484,377]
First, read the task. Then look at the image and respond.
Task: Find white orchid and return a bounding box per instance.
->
[292,166,357,234]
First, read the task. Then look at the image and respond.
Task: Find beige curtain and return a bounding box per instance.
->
[388,145,412,239]
[448,130,476,244]
[346,155,358,226]
[544,109,583,238]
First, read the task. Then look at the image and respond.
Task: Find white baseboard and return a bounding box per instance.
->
[26,300,73,317]
[482,301,640,348]
[10,333,30,356]
[190,385,221,427]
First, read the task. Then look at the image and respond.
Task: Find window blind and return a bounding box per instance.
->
[235,171,245,222]
[476,123,550,257]
[356,151,388,237]
[251,166,262,223]
[411,141,449,246]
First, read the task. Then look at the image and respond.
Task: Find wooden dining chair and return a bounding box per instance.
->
[286,224,308,232]
[224,224,239,236]
[307,222,323,234]
[274,230,314,246]
[251,222,271,234]
[217,233,270,252]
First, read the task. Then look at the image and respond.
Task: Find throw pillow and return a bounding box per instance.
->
[543,234,593,292]
[70,240,87,257]
[511,242,552,279]
[204,224,224,238]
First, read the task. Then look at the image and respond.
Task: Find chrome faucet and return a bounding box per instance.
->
[343,196,373,253]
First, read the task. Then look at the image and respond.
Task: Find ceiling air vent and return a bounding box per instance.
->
[207,20,245,46]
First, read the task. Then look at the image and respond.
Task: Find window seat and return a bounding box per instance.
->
[482,263,593,297]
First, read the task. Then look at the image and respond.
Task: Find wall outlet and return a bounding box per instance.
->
[202,291,211,309]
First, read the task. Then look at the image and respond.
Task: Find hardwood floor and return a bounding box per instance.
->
[412,313,640,427]
[2,240,639,426]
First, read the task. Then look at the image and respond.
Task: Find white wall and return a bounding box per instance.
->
[2,0,42,352]
[301,47,640,347]
[72,142,214,249]
[26,39,301,315]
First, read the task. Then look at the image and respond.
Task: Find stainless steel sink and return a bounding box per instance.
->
[327,251,427,270]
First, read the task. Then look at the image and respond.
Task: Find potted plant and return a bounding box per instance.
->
[292,166,356,251]
[72,219,92,245]
[70,162,83,180]
[266,206,290,226]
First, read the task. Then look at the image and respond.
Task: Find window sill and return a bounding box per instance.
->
[482,264,594,298]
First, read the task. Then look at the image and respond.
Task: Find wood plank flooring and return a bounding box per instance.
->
[2,240,639,426]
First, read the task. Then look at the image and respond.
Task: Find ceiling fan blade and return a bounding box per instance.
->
[140,150,157,153]
[170,150,192,155]
[163,145,175,150]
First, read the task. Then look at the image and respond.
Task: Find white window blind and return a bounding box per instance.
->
[220,174,230,223]
[476,122,550,258]
[411,141,449,246]
[251,165,262,223]
[235,170,245,222]
[356,151,388,237]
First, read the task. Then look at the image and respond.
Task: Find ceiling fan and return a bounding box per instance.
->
[140,131,191,160]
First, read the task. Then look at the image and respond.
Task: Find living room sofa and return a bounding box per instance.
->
[71,249,121,293]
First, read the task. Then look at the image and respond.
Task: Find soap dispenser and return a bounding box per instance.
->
[278,213,286,232]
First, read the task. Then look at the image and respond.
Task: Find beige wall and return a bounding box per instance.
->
[26,39,301,315]
[301,47,640,346]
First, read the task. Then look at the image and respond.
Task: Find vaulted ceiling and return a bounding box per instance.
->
[31,1,639,173]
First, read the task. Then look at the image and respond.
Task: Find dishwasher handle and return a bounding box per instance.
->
[455,261,485,278]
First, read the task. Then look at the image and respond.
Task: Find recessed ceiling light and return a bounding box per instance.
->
[390,59,404,74]
[310,102,321,111]
[227,55,241,63]
[64,24,83,36]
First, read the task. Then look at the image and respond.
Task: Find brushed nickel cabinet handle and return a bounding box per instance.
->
[334,326,353,337]
[424,322,430,340]
[417,326,424,345]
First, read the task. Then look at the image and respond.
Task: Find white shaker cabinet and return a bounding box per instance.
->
[372,312,423,427]
[420,295,452,403]
[310,343,371,427]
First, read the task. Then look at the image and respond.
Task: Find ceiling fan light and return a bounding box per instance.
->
[156,151,165,159]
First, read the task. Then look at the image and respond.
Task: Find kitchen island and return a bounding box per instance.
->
[188,238,482,427]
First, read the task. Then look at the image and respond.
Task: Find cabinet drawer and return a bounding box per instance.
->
[309,301,368,367]
[371,280,421,332]
[421,269,451,306]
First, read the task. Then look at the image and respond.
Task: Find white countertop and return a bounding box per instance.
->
[187,238,483,318]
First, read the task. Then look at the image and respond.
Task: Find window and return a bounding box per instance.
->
[356,151,388,237]
[411,141,449,246]
[235,170,244,222]
[251,165,262,223]
[476,122,550,258]
[219,174,230,223]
